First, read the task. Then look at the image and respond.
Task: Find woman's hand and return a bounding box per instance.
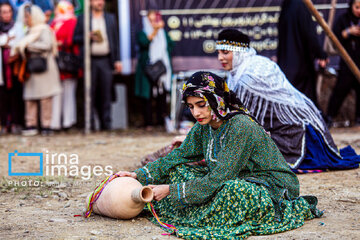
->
[349,25,360,36]
[343,26,360,38]
[115,171,137,179]
[317,58,329,68]
[156,20,165,29]
[148,184,170,201]
[171,135,186,147]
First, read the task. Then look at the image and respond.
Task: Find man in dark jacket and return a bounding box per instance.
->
[277,0,328,106]
[73,0,122,130]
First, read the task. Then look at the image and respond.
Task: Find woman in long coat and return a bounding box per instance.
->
[13,5,61,136]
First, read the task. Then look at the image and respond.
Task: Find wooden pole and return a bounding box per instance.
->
[302,0,360,82]
[84,0,91,134]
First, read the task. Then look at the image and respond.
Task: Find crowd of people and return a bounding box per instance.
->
[0,1,76,136]
[0,0,359,137]
[0,0,123,136]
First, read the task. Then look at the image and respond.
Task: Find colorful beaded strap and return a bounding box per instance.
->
[84,174,178,235]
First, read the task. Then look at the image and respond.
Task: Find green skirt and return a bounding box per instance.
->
[146,165,320,240]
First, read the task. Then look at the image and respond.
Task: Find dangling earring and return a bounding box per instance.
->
[212,113,217,120]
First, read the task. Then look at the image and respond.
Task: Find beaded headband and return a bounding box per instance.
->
[215,40,249,52]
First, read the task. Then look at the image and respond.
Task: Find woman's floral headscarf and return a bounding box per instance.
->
[181,71,257,122]
[52,1,76,32]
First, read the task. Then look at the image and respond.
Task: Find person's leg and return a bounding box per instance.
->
[98,58,113,130]
[353,78,360,124]
[40,97,53,129]
[0,86,8,133]
[3,88,11,130]
[327,71,353,119]
[62,79,77,128]
[90,58,99,130]
[75,77,84,129]
[25,100,38,128]
[22,100,39,136]
[10,77,25,129]
[142,96,153,127]
[156,86,167,126]
[50,93,62,130]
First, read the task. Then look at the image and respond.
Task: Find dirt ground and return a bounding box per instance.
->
[0,128,359,240]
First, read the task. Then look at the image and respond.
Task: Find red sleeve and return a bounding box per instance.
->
[55,18,77,48]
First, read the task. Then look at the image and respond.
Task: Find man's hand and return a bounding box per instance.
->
[115,171,137,179]
[148,184,170,201]
[114,61,122,73]
[90,31,102,42]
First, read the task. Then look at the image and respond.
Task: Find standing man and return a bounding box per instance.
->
[277,0,328,106]
[73,0,122,130]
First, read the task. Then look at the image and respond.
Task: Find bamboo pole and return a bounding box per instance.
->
[84,0,91,134]
[302,0,360,82]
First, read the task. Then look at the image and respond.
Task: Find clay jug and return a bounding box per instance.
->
[87,177,153,219]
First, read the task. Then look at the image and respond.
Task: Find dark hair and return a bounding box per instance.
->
[348,0,360,21]
[218,28,250,45]
[147,10,158,16]
[24,4,32,14]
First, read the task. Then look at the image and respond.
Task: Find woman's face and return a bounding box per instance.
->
[217,50,233,71]
[352,2,360,18]
[24,11,31,26]
[0,4,13,23]
[148,12,157,28]
[186,96,212,125]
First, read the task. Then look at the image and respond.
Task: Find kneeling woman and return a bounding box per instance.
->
[119,72,321,239]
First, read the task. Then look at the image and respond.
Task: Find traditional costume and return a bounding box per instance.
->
[216,29,360,171]
[134,71,321,239]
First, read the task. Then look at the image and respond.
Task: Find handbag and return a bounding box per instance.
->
[144,60,166,84]
[26,53,47,73]
[57,48,80,73]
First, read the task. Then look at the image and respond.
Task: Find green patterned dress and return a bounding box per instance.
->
[135,114,322,239]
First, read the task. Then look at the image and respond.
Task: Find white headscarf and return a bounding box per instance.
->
[12,5,57,57]
[228,47,328,133]
[143,15,172,92]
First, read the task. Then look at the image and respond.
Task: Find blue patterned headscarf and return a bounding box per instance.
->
[181,71,257,122]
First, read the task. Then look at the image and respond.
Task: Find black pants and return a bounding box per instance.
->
[0,78,24,127]
[291,72,319,107]
[142,85,167,127]
[91,56,113,130]
[327,69,360,121]
[0,86,7,127]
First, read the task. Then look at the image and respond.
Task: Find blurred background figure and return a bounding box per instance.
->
[327,0,360,127]
[134,10,173,130]
[50,0,78,131]
[73,0,122,131]
[0,2,24,135]
[13,5,61,136]
[277,0,328,106]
